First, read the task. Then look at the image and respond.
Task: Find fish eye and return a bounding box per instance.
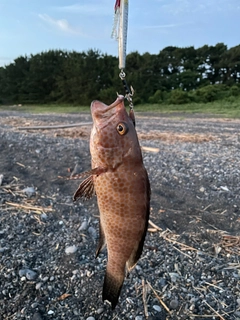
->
[116,122,128,135]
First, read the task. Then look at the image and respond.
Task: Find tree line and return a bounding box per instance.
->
[1,43,240,106]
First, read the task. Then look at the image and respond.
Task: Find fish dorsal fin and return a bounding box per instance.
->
[129,109,136,127]
[73,167,106,201]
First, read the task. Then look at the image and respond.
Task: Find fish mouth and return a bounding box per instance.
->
[90,95,126,129]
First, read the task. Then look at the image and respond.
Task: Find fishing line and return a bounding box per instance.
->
[112,0,134,112]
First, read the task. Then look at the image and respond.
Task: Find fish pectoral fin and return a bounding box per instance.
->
[73,175,95,201]
[73,167,107,201]
[70,167,105,180]
[95,221,106,257]
[102,269,124,310]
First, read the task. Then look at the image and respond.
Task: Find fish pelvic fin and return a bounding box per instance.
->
[95,221,106,258]
[73,167,107,201]
[102,268,124,310]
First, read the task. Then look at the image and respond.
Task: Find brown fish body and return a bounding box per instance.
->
[74,96,150,309]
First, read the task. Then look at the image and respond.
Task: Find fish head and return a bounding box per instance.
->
[90,95,142,168]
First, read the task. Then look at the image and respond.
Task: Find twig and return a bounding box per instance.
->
[204,300,225,320]
[202,204,212,211]
[141,146,160,153]
[160,231,198,252]
[148,219,162,231]
[189,314,224,318]
[142,279,149,318]
[204,281,225,291]
[147,281,171,314]
[16,162,26,167]
[17,122,92,130]
[147,228,159,233]
[172,245,192,259]
[5,201,53,213]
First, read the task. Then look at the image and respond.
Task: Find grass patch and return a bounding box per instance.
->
[0,104,90,114]
[134,100,240,118]
[1,99,240,118]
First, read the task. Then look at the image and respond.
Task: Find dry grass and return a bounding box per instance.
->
[0,178,54,215]
[2,116,217,143]
[138,131,216,143]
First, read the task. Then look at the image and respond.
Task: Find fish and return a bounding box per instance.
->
[73,95,150,309]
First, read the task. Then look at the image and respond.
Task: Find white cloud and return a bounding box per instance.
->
[38,14,83,35]
[143,23,188,29]
[55,2,111,16]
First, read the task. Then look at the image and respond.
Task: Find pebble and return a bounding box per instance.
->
[88,226,97,239]
[22,186,35,197]
[19,269,27,277]
[65,245,78,254]
[32,312,43,320]
[1,114,240,320]
[169,272,179,283]
[0,174,3,186]
[96,308,104,314]
[86,317,95,320]
[220,185,230,191]
[170,299,179,310]
[26,269,37,280]
[47,310,54,315]
[41,213,48,221]
[79,220,88,231]
[153,305,161,312]
[35,282,42,290]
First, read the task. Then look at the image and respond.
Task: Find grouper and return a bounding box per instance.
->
[73,95,150,309]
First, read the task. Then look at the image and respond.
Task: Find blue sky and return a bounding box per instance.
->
[1,0,240,67]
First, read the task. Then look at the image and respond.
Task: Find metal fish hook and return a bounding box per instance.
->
[119,69,135,126]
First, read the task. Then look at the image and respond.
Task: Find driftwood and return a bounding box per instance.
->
[17,122,92,130]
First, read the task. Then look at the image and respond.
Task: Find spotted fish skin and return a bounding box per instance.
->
[74,95,150,309]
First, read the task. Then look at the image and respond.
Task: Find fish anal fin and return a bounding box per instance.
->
[127,174,151,271]
[126,231,146,271]
[102,269,124,310]
[95,221,106,258]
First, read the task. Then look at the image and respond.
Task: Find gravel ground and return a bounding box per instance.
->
[0,110,240,320]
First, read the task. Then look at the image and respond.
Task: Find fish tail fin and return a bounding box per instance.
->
[102,267,124,310]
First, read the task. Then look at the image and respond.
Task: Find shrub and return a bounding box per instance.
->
[148,89,164,104]
[167,89,190,104]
